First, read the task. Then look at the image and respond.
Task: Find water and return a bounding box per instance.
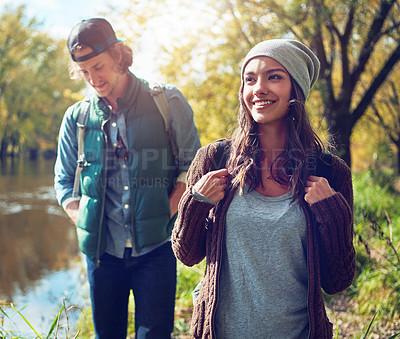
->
[0,157,89,337]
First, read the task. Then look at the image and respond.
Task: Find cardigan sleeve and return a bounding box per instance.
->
[171,142,219,266]
[309,155,356,294]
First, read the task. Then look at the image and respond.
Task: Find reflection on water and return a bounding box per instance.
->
[0,157,89,337]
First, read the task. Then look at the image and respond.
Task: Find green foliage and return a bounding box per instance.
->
[0,5,85,158]
[351,170,400,329]
[176,260,205,310]
[362,312,378,338]
[172,260,205,336]
[74,307,94,338]
[353,169,398,226]
[0,298,81,339]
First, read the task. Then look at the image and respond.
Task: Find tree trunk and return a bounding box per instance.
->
[325,108,353,167]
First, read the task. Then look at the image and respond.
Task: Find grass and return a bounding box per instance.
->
[3,260,399,338]
[0,298,82,339]
[323,168,400,337]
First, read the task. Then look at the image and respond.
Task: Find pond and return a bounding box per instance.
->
[0,157,89,337]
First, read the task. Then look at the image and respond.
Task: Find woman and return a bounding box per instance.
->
[172,39,355,338]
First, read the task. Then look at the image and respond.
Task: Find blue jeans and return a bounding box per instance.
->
[86,242,177,339]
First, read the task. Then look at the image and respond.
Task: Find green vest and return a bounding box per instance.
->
[74,74,178,262]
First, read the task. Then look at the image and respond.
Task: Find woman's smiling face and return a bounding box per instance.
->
[243,56,292,129]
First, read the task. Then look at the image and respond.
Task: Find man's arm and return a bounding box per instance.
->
[169,181,186,218]
[54,104,80,219]
[165,85,201,217]
[166,85,201,171]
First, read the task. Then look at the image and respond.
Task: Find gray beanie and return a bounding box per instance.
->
[241,39,320,98]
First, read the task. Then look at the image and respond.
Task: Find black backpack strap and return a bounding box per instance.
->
[316,153,333,183]
[210,140,231,171]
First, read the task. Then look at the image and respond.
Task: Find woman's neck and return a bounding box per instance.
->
[257,123,287,165]
[255,123,290,197]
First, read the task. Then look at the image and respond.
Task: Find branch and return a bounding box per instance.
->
[379,20,400,37]
[342,1,356,43]
[245,0,309,37]
[312,1,331,70]
[351,0,397,87]
[225,0,252,46]
[389,80,399,106]
[385,211,400,266]
[316,28,337,108]
[370,102,398,145]
[311,2,336,106]
[339,3,356,92]
[351,43,400,129]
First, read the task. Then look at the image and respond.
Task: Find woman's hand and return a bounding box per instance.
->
[304,175,335,205]
[193,168,228,204]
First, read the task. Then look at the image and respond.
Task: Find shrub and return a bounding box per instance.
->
[351,170,400,329]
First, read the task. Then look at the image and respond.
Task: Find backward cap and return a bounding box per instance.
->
[241,39,320,98]
[67,18,120,62]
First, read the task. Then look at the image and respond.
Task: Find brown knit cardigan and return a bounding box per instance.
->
[172,140,356,339]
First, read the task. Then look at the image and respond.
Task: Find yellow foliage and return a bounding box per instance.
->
[63,88,85,102]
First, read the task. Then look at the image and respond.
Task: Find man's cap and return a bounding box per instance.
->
[241,39,320,98]
[67,18,120,62]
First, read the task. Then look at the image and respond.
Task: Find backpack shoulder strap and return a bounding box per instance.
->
[316,153,333,183]
[210,139,231,171]
[72,97,91,198]
[150,83,179,166]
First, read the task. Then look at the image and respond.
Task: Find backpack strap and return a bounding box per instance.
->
[316,153,333,183]
[72,97,90,198]
[150,83,179,167]
[210,139,231,171]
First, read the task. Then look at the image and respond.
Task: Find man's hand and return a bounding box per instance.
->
[65,200,80,226]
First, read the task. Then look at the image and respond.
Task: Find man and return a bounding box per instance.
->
[54,18,201,339]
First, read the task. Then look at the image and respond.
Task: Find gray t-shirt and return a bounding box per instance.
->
[215,186,309,339]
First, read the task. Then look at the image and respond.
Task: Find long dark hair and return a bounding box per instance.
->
[227,77,325,202]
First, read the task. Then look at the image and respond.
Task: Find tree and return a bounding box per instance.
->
[369,75,400,172]
[119,0,400,167]
[0,5,85,158]
[308,0,400,166]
